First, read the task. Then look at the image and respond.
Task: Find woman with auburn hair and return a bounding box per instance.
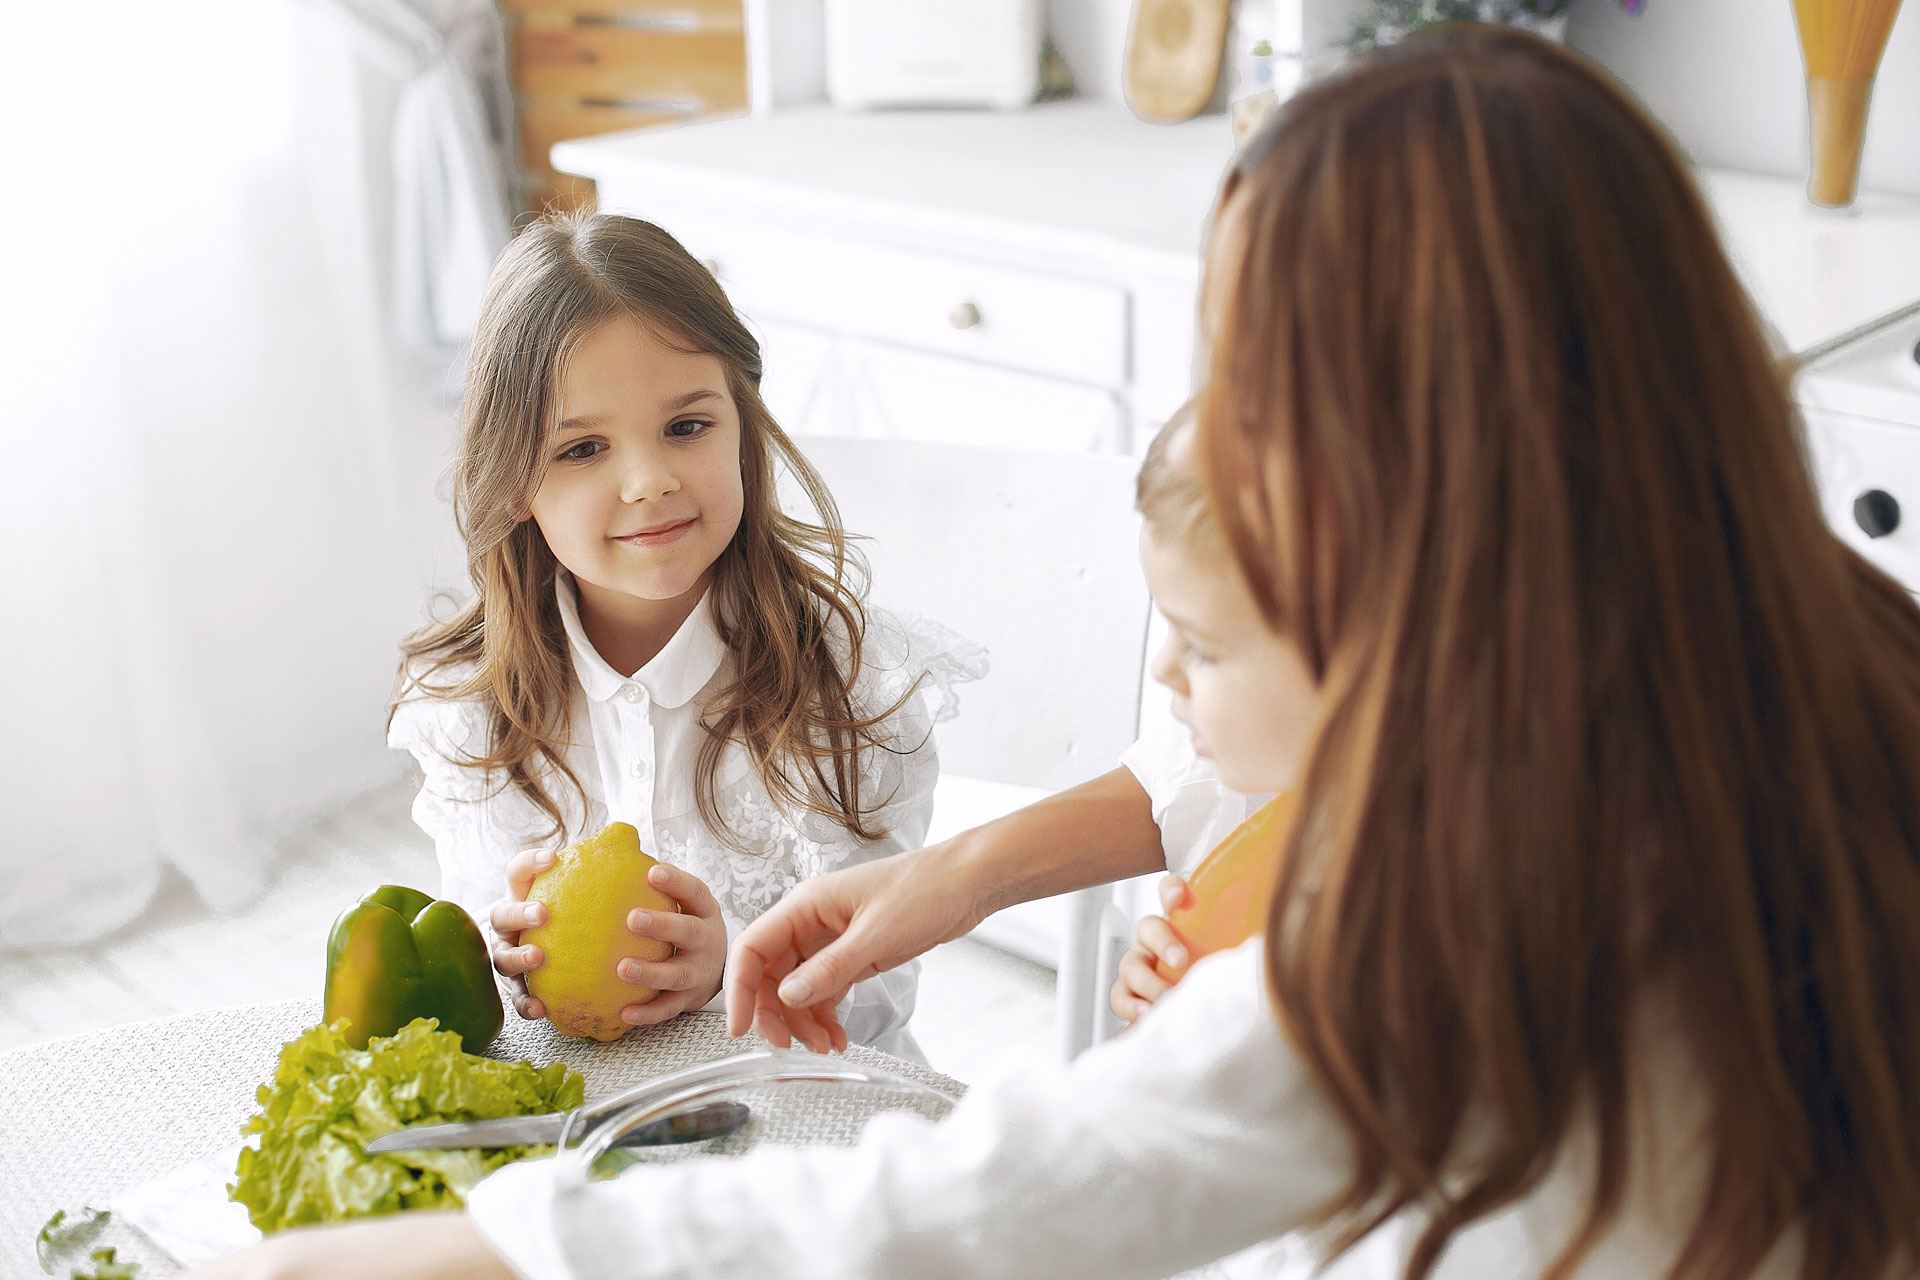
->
[190,25,1919,1280]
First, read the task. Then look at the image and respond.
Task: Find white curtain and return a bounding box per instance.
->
[0,0,475,946]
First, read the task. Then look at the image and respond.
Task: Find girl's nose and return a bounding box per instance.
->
[1148,633,1186,693]
[619,449,679,504]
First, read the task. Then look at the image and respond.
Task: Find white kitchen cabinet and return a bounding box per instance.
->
[554,102,1232,457]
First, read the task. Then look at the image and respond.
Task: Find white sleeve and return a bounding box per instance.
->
[1119,720,1271,881]
[387,691,514,944]
[465,940,1354,1280]
[790,606,980,1054]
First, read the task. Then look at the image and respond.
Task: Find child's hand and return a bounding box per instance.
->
[615,863,728,1029]
[489,847,556,1022]
[1109,874,1194,1027]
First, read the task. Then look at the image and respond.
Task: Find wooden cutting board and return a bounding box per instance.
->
[1123,0,1232,124]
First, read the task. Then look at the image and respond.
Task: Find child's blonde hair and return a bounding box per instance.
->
[1135,401,1214,546]
[395,211,909,848]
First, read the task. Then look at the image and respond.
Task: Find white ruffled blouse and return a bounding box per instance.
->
[388,576,987,1058]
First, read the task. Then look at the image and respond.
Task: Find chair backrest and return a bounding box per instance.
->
[783,436,1152,794]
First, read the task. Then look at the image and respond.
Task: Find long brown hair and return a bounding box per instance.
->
[395,212,908,847]
[1202,27,1920,1280]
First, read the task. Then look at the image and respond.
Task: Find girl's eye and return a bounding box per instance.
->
[667,418,711,439]
[560,440,603,461]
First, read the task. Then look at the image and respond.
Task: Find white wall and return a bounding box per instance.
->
[1048,0,1920,198]
[1568,0,1920,198]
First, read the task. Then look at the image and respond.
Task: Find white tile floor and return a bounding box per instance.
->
[0,781,1057,1086]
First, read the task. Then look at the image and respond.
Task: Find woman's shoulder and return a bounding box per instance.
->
[847,604,989,725]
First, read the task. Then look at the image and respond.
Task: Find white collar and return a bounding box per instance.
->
[555,573,725,710]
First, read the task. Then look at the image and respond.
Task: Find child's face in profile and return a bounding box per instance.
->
[531,315,746,613]
[1140,520,1319,796]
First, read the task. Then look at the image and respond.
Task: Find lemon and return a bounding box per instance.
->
[520,822,677,1042]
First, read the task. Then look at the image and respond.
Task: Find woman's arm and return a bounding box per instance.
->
[486,941,1345,1280]
[726,765,1167,1050]
[183,1211,513,1280]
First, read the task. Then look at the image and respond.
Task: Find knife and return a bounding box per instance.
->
[364,1099,750,1154]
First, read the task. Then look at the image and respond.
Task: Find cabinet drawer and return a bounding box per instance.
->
[664,213,1131,389]
[501,0,743,32]
[512,29,746,104]
[1804,409,1920,594]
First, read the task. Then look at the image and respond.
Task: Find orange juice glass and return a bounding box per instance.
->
[1163,791,1294,975]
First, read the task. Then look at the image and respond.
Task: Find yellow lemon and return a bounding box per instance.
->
[521,822,677,1042]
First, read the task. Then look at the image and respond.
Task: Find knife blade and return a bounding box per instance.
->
[364,1100,750,1154]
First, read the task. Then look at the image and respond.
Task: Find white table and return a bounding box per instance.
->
[0,1003,963,1278]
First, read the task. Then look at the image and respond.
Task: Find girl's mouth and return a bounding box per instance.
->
[616,518,696,548]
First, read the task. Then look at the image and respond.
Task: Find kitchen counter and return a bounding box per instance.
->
[555,100,1920,356]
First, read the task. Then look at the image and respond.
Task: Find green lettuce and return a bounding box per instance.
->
[230,1018,584,1234]
[70,1247,139,1280]
[34,1207,109,1274]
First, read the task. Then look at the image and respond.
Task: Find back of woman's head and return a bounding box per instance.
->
[1201,26,1920,1280]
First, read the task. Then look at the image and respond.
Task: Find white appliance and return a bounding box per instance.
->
[1795,303,1920,597]
[823,0,1043,110]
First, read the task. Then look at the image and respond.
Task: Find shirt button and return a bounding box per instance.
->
[621,683,644,704]
[629,759,651,780]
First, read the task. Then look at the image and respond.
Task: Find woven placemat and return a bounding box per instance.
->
[0,1002,962,1278]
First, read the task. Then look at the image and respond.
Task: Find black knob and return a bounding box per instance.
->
[1854,489,1901,538]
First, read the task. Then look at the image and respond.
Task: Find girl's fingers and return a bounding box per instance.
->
[492,941,545,977]
[1110,989,1148,1025]
[1158,874,1193,914]
[647,863,721,919]
[502,972,545,1021]
[625,908,708,949]
[619,991,690,1028]
[618,956,698,991]
[1135,915,1189,972]
[1116,944,1172,1006]
[490,899,547,936]
[505,848,558,900]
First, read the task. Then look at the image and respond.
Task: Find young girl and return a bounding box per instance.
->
[194,26,1920,1280]
[386,211,982,1058]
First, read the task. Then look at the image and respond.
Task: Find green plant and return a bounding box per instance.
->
[1348,0,1643,52]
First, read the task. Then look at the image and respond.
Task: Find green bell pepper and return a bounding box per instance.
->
[322,885,503,1053]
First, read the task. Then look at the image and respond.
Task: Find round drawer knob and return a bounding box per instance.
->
[1853,489,1901,538]
[948,302,982,330]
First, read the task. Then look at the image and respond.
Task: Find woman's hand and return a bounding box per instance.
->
[615,863,728,1027]
[181,1211,512,1280]
[488,847,556,1022]
[725,846,986,1053]
[1109,875,1194,1026]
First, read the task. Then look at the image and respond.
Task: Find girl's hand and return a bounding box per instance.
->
[488,847,556,1022]
[1109,875,1194,1027]
[615,863,728,1028]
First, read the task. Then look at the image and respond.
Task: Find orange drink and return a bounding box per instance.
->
[1163,791,1294,975]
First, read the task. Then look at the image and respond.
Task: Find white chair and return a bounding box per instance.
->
[783,436,1152,1058]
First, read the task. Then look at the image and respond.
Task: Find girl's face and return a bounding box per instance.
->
[530,316,746,611]
[1140,522,1320,795]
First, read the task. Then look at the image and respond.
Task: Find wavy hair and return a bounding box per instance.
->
[394,212,909,848]
[1202,27,1920,1280]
